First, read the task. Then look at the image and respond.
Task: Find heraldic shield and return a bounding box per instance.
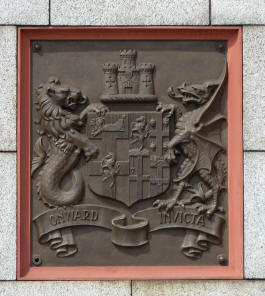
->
[86,111,170,207]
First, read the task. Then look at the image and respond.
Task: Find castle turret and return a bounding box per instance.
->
[139,63,155,95]
[119,49,137,69]
[117,49,139,94]
[102,63,118,95]
[100,49,157,103]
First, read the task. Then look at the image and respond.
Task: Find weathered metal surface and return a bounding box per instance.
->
[31,41,228,266]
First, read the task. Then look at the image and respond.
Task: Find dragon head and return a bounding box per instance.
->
[168,81,218,105]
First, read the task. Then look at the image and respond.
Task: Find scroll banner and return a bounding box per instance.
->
[34,204,225,258]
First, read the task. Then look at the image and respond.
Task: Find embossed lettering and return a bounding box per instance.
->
[72,210,81,221]
[50,215,57,226]
[91,210,98,221]
[196,215,205,226]
[183,212,192,224]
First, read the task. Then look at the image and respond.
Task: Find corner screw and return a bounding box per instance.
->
[33,43,41,52]
[217,44,225,52]
[217,254,227,265]
[32,254,42,266]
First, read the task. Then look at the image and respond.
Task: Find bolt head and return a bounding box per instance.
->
[34,43,41,51]
[32,254,42,266]
[217,254,227,265]
[217,44,225,52]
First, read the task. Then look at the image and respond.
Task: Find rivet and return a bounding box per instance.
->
[33,43,41,52]
[217,254,227,265]
[32,254,42,266]
[217,44,225,52]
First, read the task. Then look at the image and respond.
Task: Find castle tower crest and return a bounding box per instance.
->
[100,49,157,103]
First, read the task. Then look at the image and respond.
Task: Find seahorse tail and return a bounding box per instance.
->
[39,150,84,207]
[40,169,84,207]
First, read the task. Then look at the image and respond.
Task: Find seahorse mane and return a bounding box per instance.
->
[36,84,62,121]
[35,84,67,145]
[35,82,74,153]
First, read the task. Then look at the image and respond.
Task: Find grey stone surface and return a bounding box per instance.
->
[244,152,265,278]
[243,26,265,150]
[0,281,130,295]
[51,0,209,25]
[0,27,16,151]
[0,153,16,280]
[132,280,265,296]
[0,0,49,25]
[212,0,265,25]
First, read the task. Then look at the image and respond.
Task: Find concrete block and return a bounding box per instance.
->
[212,0,265,25]
[51,0,209,26]
[0,0,49,25]
[243,26,265,150]
[0,281,131,296]
[0,26,16,151]
[244,152,265,278]
[0,153,16,280]
[132,280,265,296]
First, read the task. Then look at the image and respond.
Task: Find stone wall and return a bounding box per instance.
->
[0,0,264,295]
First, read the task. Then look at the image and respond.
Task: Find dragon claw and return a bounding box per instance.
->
[176,201,186,208]
[196,204,217,217]
[156,103,162,112]
[206,206,217,217]
[163,148,176,164]
[84,144,98,162]
[153,199,176,212]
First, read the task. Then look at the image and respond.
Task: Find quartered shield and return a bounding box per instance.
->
[86,111,170,206]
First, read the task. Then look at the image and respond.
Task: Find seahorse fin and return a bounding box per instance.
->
[31,136,47,176]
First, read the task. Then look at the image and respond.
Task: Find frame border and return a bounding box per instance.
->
[17,26,243,280]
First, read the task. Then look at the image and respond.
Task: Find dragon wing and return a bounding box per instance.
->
[192,59,227,172]
[195,59,227,129]
[192,58,227,147]
[174,60,227,182]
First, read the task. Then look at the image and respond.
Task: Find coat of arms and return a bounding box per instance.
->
[32,49,227,264]
[86,111,170,206]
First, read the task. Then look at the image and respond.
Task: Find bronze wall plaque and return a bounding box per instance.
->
[17,26,243,279]
[31,40,228,267]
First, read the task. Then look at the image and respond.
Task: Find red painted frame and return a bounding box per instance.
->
[17,26,243,280]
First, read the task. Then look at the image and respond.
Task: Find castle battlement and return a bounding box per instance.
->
[138,63,155,72]
[100,49,157,103]
[120,49,137,57]
[102,63,118,73]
